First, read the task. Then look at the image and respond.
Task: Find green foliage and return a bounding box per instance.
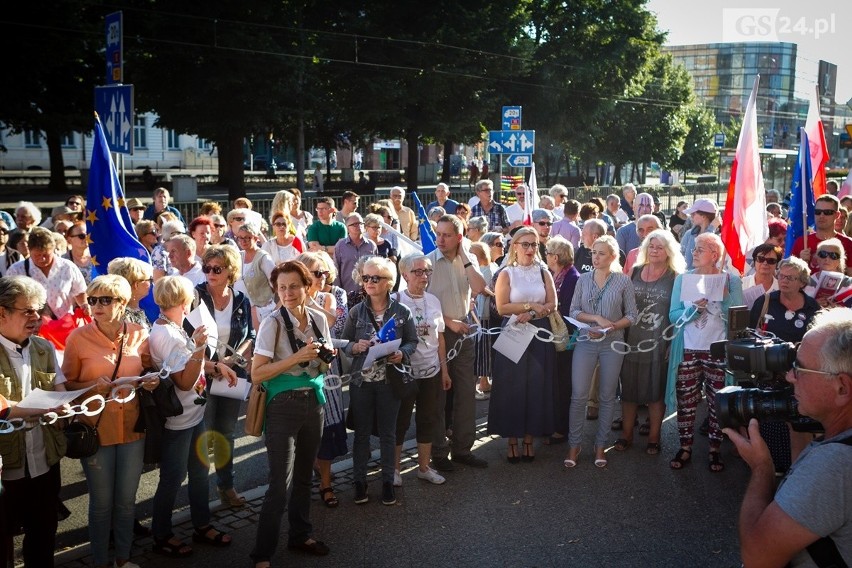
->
[673,105,717,174]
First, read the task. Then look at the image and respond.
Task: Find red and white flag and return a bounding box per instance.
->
[805,86,830,198]
[523,162,537,225]
[721,75,767,275]
[838,166,852,199]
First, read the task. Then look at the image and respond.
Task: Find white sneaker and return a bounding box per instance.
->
[393,469,403,487]
[416,467,446,485]
[114,561,141,568]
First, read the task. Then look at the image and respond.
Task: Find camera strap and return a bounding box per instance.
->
[757,293,771,331]
[279,306,325,354]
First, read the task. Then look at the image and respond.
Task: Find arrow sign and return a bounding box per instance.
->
[506,154,532,168]
[519,132,533,152]
[488,130,535,154]
[502,106,521,130]
[95,85,134,154]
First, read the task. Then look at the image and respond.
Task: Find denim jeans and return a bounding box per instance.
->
[81,438,145,566]
[204,391,242,491]
[250,390,323,564]
[350,380,400,485]
[152,420,210,540]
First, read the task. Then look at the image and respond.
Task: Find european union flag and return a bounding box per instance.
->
[87,112,157,320]
[412,192,437,254]
[784,128,815,258]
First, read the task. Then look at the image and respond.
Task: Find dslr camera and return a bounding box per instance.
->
[711,331,823,433]
[295,338,336,366]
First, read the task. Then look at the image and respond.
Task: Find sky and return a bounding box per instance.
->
[646,0,851,106]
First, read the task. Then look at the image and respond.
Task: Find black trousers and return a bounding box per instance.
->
[1,462,61,567]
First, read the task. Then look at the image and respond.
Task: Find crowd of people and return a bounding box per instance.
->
[1,178,851,568]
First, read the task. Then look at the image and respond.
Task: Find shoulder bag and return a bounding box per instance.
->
[244,317,279,436]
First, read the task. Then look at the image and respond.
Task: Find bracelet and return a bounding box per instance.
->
[213,363,220,376]
[463,262,472,268]
[189,357,204,363]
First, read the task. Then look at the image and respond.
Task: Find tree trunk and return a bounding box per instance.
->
[613,163,623,186]
[45,129,68,193]
[325,145,332,178]
[640,162,647,185]
[406,130,419,193]
[441,140,451,184]
[296,119,306,191]
[216,132,246,202]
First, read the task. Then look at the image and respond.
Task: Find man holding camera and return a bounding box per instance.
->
[724,307,852,568]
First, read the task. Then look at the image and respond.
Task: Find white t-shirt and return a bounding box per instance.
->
[261,239,299,265]
[149,322,205,430]
[7,256,86,318]
[396,290,444,377]
[506,203,525,224]
[214,294,233,360]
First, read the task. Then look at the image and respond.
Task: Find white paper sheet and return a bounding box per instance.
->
[680,273,726,303]
[565,316,591,329]
[492,316,536,364]
[186,301,218,354]
[112,371,163,386]
[742,285,766,310]
[362,339,402,370]
[210,376,252,400]
[17,387,93,409]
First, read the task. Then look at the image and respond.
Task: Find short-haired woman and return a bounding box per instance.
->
[63,221,94,284]
[742,244,781,308]
[108,257,154,328]
[235,223,277,330]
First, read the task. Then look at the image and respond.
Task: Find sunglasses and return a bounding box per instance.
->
[69,233,87,240]
[202,265,226,274]
[491,242,504,249]
[537,221,552,227]
[273,222,288,228]
[66,201,82,207]
[312,270,330,278]
[817,250,841,260]
[410,269,433,277]
[232,216,245,222]
[87,296,119,306]
[214,224,226,229]
[0,229,8,236]
[144,231,159,237]
[755,255,778,265]
[4,305,44,318]
[361,275,387,284]
[814,209,837,216]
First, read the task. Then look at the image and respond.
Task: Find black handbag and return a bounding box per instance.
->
[151,377,183,418]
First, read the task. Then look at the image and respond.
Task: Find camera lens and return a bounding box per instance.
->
[717,386,798,429]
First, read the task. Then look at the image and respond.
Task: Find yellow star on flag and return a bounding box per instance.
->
[86,209,99,224]
[85,234,93,246]
[91,256,100,267]
[118,197,126,209]
[102,197,113,210]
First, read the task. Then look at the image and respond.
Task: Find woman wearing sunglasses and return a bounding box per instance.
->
[261,211,302,265]
[341,256,418,506]
[741,244,780,309]
[62,275,155,568]
[806,238,852,308]
[63,220,94,285]
[195,245,254,508]
[235,223,277,331]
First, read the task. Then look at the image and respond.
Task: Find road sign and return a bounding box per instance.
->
[714,133,725,148]
[763,134,773,149]
[506,154,532,168]
[95,85,134,155]
[502,106,522,131]
[488,130,535,154]
[105,12,123,85]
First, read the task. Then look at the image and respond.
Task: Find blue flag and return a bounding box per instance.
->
[411,192,437,254]
[784,128,815,258]
[87,113,157,321]
[377,318,396,342]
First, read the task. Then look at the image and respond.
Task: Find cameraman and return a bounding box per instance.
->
[724,307,852,568]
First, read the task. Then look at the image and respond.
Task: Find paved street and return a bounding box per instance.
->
[45,398,750,568]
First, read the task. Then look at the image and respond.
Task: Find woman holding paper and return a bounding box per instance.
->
[740,244,780,309]
[666,232,743,473]
[63,274,155,568]
[565,235,638,469]
[806,239,852,308]
[489,227,558,462]
[195,244,254,508]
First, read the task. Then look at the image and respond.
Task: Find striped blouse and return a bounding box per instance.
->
[569,270,639,341]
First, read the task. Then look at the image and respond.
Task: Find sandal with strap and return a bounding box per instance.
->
[320,487,339,508]
[669,447,692,470]
[645,442,661,455]
[192,525,232,547]
[218,487,247,508]
[638,420,651,436]
[507,441,520,464]
[709,451,725,473]
[153,536,193,558]
[521,441,535,463]
[614,438,632,451]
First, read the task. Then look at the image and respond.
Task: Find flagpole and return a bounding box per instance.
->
[800,127,808,255]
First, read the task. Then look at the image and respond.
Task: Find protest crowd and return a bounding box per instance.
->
[1,167,852,568]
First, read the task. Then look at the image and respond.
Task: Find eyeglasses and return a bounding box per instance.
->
[361,275,387,284]
[365,225,379,230]
[69,233,87,241]
[516,242,537,250]
[348,222,365,227]
[3,305,43,318]
[312,270,330,279]
[491,242,504,249]
[755,255,778,265]
[790,360,838,381]
[537,221,553,227]
[410,269,433,277]
[817,250,841,260]
[86,296,119,306]
[235,235,254,241]
[232,216,245,222]
[814,209,837,216]
[273,222,288,228]
[202,265,226,274]
[778,273,800,282]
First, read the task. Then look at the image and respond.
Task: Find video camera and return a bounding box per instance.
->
[711,331,823,433]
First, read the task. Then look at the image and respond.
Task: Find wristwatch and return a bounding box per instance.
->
[213,363,220,376]
[528,310,537,318]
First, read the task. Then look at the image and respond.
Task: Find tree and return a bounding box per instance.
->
[673,104,717,176]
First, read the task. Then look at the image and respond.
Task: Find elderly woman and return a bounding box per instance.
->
[235,223,277,329]
[742,244,781,308]
[749,257,820,473]
[250,261,333,566]
[666,232,743,473]
[63,275,154,568]
[149,275,236,557]
[150,219,185,280]
[806,238,851,308]
[341,256,418,506]
[372,204,400,250]
[543,235,580,445]
[209,214,236,247]
[0,219,21,276]
[488,226,558,463]
[225,208,252,242]
[63,220,95,284]
[108,257,154,328]
[261,211,301,264]
[470,241,496,399]
[617,229,684,455]
[364,213,398,262]
[565,235,638,469]
[392,254,450,486]
[481,231,506,267]
[195,245,255,508]
[135,219,160,255]
[467,216,489,243]
[188,216,214,262]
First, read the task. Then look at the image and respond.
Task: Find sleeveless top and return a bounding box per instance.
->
[506,264,546,304]
[242,249,275,307]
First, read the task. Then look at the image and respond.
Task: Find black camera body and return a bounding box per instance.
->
[712,332,823,433]
[313,340,336,364]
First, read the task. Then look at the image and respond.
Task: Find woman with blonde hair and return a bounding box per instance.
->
[288,188,313,241]
[235,223,277,330]
[108,257,155,328]
[261,210,302,264]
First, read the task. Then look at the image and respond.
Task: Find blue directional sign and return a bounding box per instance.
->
[714,133,725,148]
[95,85,134,155]
[488,130,535,154]
[105,12,123,85]
[506,154,532,168]
[502,106,522,131]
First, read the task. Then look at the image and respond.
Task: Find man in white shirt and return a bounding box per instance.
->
[165,234,206,285]
[549,184,569,219]
[505,184,530,227]
[390,187,419,241]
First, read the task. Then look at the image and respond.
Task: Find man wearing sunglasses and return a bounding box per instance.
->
[724,307,852,568]
[790,195,852,275]
[165,234,206,285]
[531,209,554,259]
[334,213,377,295]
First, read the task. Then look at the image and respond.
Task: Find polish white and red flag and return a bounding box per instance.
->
[523,162,537,225]
[804,86,830,197]
[721,75,768,275]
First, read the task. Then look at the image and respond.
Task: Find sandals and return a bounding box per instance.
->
[563,449,581,468]
[192,525,232,547]
[507,441,520,464]
[614,438,632,452]
[646,442,661,455]
[320,487,339,508]
[638,420,651,436]
[218,487,247,508]
[709,451,725,473]
[153,536,193,558]
[594,448,608,468]
[669,447,692,470]
[521,441,535,463]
